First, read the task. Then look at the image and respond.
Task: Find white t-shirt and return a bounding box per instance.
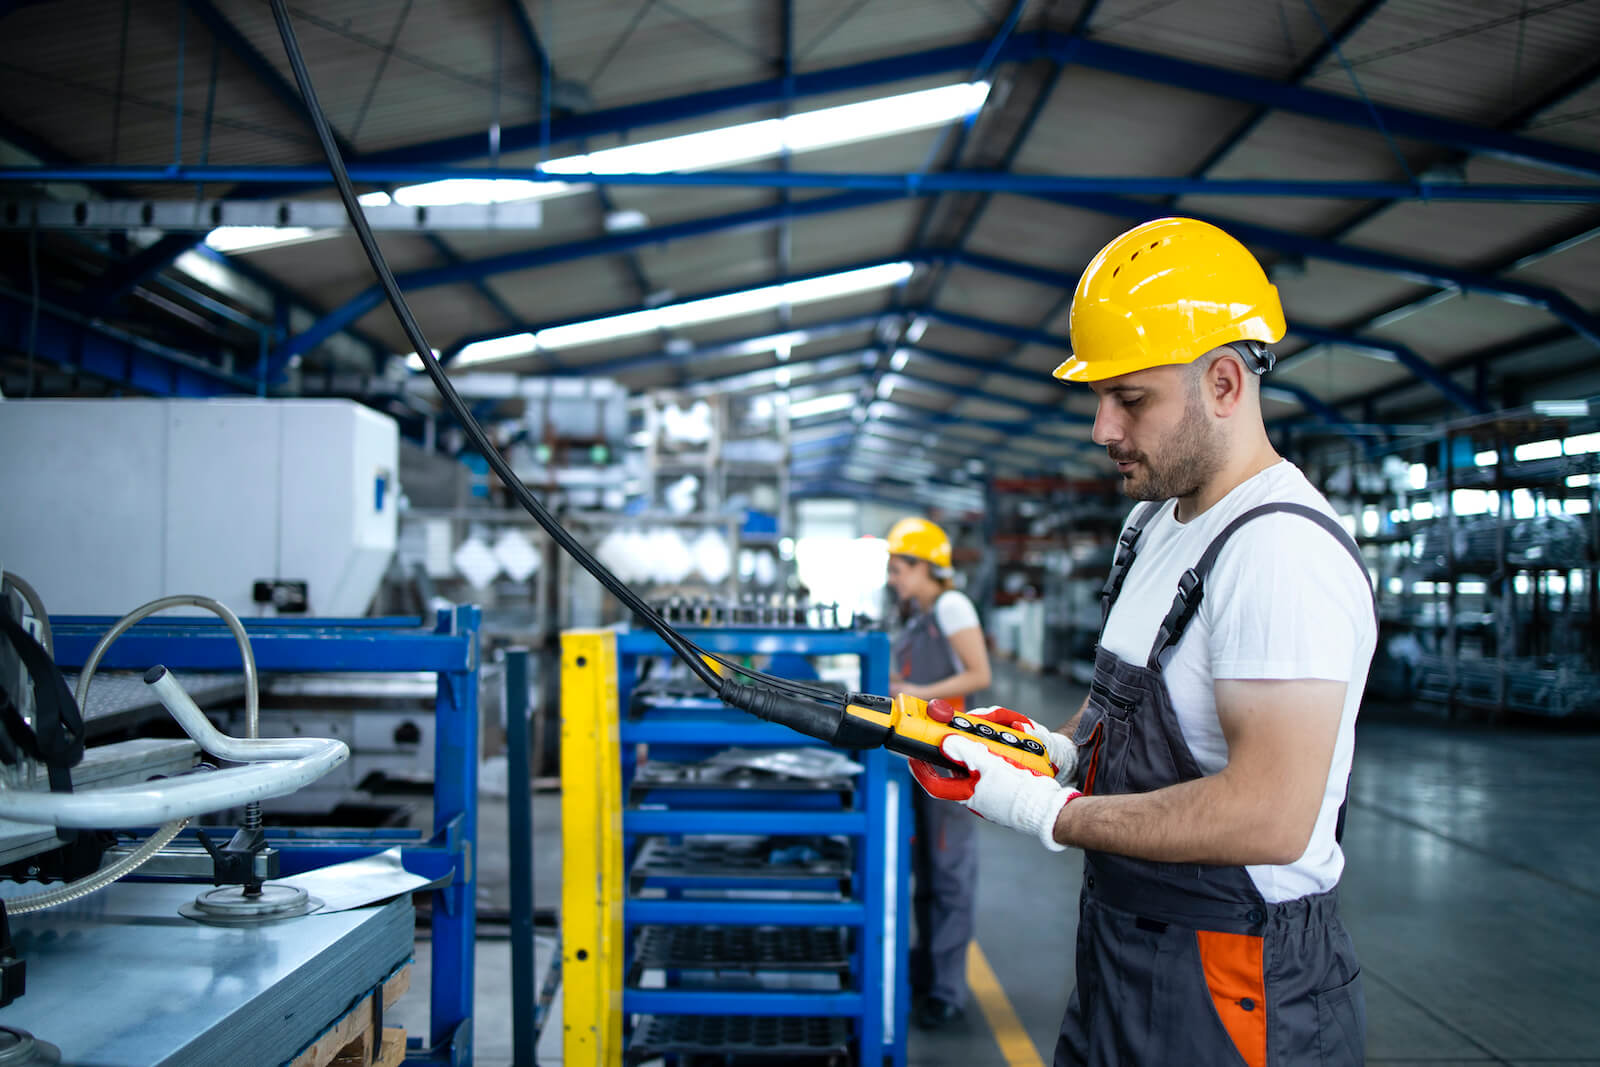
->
[934,588,981,644]
[1097,460,1376,903]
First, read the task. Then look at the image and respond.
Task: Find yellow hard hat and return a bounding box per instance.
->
[1053,217,1286,383]
[886,517,952,574]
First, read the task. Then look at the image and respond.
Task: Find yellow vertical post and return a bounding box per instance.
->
[561,630,624,1065]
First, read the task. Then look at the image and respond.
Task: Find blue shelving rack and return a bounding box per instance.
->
[611,626,912,1067]
[50,608,482,1067]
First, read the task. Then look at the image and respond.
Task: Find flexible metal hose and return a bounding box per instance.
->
[74,594,258,743]
[0,595,262,911]
[74,593,262,830]
[2,570,51,655]
[4,818,189,914]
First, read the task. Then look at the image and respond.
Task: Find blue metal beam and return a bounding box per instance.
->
[0,289,251,397]
[421,234,523,336]
[1285,321,1485,414]
[82,234,213,313]
[924,307,1070,351]
[1059,36,1600,181]
[1027,191,1600,347]
[883,377,1093,430]
[1261,382,1361,438]
[14,164,1600,203]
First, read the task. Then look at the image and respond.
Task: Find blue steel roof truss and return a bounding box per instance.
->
[5,12,1596,485]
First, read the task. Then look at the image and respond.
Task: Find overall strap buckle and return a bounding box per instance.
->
[1147,567,1204,670]
[1100,502,1162,629]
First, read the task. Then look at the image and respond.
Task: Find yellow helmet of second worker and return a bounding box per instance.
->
[1053,217,1286,383]
[886,517,952,574]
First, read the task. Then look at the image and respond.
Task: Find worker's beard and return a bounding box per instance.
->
[1109,384,1224,503]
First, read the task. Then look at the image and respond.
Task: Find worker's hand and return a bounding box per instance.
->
[894,682,930,701]
[967,706,1078,786]
[939,734,1080,852]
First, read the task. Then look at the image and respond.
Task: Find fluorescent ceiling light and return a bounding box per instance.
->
[208,191,395,253]
[208,82,987,254]
[789,393,858,419]
[454,262,913,368]
[203,225,326,254]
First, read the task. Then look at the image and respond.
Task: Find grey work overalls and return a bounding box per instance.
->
[894,598,979,1009]
[1056,502,1372,1067]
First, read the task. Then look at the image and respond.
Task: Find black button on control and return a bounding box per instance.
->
[952,717,972,730]
[974,723,996,738]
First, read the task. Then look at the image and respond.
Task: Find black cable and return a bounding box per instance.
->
[268,0,725,695]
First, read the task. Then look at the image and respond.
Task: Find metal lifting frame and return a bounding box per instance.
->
[48,608,483,1067]
[560,627,910,1066]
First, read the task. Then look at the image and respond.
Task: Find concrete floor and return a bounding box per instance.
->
[403,662,1600,1066]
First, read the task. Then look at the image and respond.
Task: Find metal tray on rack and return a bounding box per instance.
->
[629,759,855,803]
[628,835,853,892]
[629,925,852,980]
[627,1014,852,1066]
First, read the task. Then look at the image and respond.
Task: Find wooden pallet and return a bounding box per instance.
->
[289,964,411,1067]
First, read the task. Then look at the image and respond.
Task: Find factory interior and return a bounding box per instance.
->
[1,0,1599,1064]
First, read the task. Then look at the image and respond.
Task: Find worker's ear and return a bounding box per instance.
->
[1206,350,1249,418]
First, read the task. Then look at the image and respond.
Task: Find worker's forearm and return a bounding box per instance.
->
[916,668,992,702]
[1053,767,1306,866]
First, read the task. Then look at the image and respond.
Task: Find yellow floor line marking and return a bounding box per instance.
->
[967,940,1047,1067]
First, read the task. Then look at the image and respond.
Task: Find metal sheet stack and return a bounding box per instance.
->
[2,881,414,1066]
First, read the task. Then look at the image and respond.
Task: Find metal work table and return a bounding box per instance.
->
[0,881,414,1067]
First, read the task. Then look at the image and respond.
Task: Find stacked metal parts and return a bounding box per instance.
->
[556,626,909,1065]
[653,594,844,629]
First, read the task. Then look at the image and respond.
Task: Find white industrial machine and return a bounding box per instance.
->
[0,398,398,617]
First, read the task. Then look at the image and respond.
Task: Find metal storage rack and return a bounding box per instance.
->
[1380,409,1599,719]
[560,625,910,1066]
[50,607,482,1067]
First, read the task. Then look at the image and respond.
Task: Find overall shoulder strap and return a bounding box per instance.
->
[1144,502,1375,846]
[1145,502,1375,671]
[1099,501,1164,630]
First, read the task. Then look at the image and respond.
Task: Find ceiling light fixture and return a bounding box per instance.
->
[452,262,913,368]
[206,81,989,254]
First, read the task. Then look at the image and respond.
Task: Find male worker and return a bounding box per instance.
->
[914,217,1376,1066]
[884,517,992,1029]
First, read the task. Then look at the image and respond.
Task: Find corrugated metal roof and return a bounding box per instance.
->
[1084,0,1375,81]
[3,0,1596,481]
[1014,68,1257,177]
[1273,260,1436,330]
[1300,0,1600,125]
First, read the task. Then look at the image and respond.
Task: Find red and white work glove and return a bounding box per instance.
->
[937,733,1081,852]
[967,706,1079,787]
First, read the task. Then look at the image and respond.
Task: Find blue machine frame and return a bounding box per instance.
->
[49,607,482,1067]
[612,626,911,1067]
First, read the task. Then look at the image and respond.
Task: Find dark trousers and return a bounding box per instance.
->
[909,785,978,1007]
